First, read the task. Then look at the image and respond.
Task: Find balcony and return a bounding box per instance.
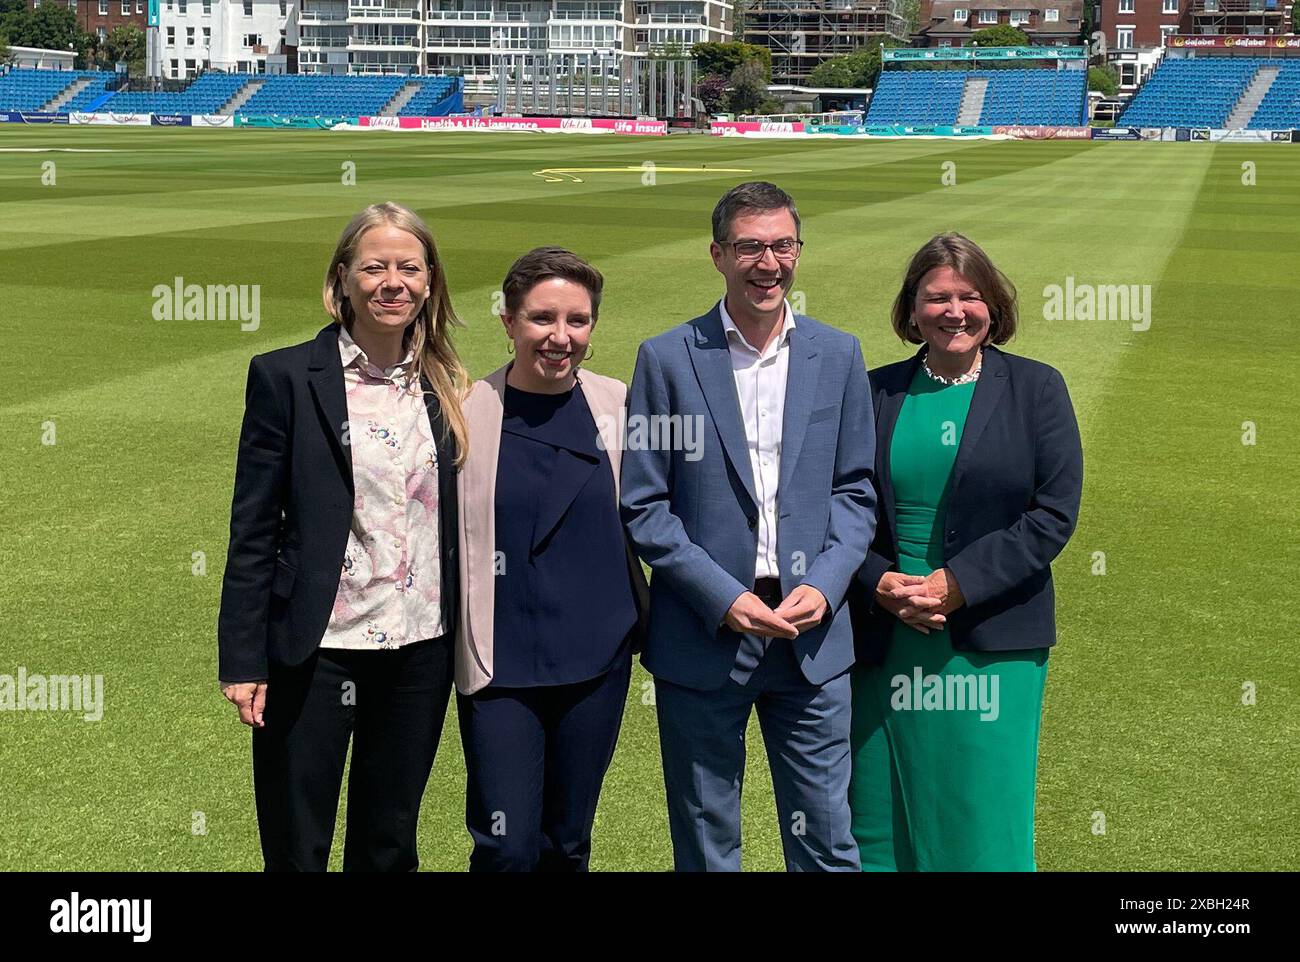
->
[349,36,421,46]
[299,36,350,47]
[1191,0,1283,11]
[637,13,706,23]
[348,6,421,19]
[297,12,349,22]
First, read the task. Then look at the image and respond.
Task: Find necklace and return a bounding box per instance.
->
[923,350,981,386]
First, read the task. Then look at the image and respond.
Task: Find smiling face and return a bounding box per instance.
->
[710,208,800,322]
[337,223,431,339]
[502,276,594,393]
[912,265,991,363]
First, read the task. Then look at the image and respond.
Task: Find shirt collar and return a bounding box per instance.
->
[718,296,796,358]
[338,324,416,382]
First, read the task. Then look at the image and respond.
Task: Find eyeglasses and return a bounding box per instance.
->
[728,238,804,261]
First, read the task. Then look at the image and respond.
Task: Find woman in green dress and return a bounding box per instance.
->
[848,233,1083,871]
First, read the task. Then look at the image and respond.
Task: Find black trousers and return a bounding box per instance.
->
[457,655,631,872]
[252,635,454,871]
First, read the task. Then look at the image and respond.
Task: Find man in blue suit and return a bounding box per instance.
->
[621,182,877,871]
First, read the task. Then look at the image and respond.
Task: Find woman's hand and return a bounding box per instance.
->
[889,567,967,635]
[221,681,268,728]
[875,571,946,634]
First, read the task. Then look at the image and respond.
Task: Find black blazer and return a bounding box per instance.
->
[849,345,1082,663]
[217,323,460,683]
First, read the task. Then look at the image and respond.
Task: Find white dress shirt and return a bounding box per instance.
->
[719,296,796,581]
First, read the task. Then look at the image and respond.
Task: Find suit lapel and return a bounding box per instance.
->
[307,323,353,495]
[877,348,925,556]
[777,323,821,495]
[686,307,758,511]
[948,346,1007,494]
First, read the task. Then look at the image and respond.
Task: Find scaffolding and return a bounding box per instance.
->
[743,1,909,84]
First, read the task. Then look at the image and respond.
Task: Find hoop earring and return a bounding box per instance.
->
[583,345,594,362]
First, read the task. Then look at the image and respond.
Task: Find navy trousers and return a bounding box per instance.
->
[457,655,631,872]
[654,639,859,872]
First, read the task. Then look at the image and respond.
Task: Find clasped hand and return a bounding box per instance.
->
[723,584,828,639]
[875,568,965,635]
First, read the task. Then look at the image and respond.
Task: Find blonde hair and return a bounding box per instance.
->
[323,202,470,467]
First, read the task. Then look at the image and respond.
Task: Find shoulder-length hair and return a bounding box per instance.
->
[322,202,470,467]
[891,232,1018,346]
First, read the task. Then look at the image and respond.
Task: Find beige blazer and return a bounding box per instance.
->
[455,363,649,695]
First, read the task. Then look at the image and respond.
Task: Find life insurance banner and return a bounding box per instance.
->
[709,120,806,136]
[1,111,70,124]
[883,45,1086,63]
[359,116,668,135]
[69,112,150,125]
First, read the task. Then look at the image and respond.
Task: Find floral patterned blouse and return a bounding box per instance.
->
[320,325,444,650]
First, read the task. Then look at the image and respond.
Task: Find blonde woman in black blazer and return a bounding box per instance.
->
[217,202,469,871]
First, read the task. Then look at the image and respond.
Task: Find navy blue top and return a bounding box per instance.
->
[491,380,637,687]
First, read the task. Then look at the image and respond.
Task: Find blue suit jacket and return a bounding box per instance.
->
[620,305,877,691]
[849,345,1083,664]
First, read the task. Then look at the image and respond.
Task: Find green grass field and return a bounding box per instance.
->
[1,126,1296,871]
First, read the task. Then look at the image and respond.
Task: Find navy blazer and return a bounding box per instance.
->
[849,345,1082,663]
[217,323,460,683]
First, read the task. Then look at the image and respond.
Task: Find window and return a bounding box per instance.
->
[1162,0,1177,10]
[167,26,175,43]
[280,0,286,12]
[68,0,75,8]
[1045,7,1058,20]
[978,9,998,23]
[136,0,142,10]
[1204,0,1218,9]
[203,0,211,11]
[244,0,253,13]
[953,7,968,19]
[1116,27,1134,49]
[938,39,953,47]
[121,0,129,13]
[203,26,211,43]
[245,33,262,46]
[97,26,107,40]
[179,0,187,11]
[1010,8,1029,24]
[187,27,195,44]
[1118,0,1133,11]
[98,0,107,12]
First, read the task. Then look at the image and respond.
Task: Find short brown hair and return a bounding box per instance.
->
[502,247,604,322]
[712,182,801,244]
[891,233,1018,345]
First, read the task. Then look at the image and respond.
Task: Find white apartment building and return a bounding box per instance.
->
[296,0,731,77]
[157,0,299,78]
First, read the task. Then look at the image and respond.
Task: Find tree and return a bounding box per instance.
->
[897,0,922,37]
[691,41,771,82]
[806,36,907,89]
[969,25,1031,48]
[697,72,729,114]
[6,4,80,51]
[723,58,768,115]
[102,24,145,75]
[1088,65,1118,96]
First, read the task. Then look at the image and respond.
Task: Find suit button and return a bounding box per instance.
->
[747,517,757,530]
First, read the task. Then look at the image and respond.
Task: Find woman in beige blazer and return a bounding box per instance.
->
[455,247,648,871]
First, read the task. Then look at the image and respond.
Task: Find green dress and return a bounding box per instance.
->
[849,366,1049,872]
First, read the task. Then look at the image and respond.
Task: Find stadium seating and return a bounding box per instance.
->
[867,68,1086,126]
[978,69,1088,126]
[240,75,409,117]
[397,76,462,117]
[1238,60,1300,130]
[1118,57,1300,129]
[92,72,260,116]
[0,69,117,112]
